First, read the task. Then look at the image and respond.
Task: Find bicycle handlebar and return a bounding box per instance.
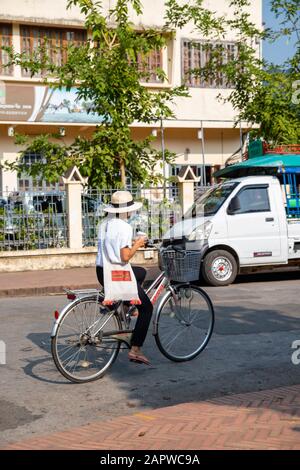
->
[163,244,185,253]
[144,239,157,249]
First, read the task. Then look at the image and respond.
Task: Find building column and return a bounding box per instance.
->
[12,24,22,79]
[0,152,19,193]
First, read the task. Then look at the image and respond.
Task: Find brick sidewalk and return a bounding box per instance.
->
[3,385,300,450]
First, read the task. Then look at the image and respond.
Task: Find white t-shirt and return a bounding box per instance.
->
[96,216,133,267]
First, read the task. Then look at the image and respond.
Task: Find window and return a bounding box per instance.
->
[18,152,63,191]
[0,24,13,76]
[136,49,163,83]
[235,186,270,214]
[182,39,238,88]
[20,26,86,77]
[185,181,239,218]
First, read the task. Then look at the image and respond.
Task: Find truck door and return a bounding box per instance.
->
[226,184,284,265]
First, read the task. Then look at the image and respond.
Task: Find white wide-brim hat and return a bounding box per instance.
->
[104,190,142,214]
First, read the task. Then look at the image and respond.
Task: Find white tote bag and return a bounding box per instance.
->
[101,221,140,305]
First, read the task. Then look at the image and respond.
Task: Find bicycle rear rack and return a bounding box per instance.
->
[63,288,103,299]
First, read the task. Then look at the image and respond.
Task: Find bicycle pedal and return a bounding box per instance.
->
[79,360,92,368]
[130,308,139,317]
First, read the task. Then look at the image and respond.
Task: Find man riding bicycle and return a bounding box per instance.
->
[96,191,153,365]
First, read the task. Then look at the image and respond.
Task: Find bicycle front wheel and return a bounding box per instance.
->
[154,284,214,362]
[51,295,121,383]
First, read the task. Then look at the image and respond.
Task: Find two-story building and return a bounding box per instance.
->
[0,0,262,193]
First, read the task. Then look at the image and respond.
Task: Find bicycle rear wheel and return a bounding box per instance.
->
[51,295,121,383]
[154,284,214,362]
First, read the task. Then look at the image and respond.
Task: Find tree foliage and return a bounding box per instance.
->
[4,0,188,188]
[166,0,300,147]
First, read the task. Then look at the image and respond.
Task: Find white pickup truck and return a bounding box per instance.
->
[162,175,300,286]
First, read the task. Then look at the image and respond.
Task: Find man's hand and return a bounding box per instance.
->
[134,236,147,249]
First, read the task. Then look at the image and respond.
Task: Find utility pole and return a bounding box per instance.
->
[160,118,166,198]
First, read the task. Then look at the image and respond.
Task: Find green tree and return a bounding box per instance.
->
[166,0,300,146]
[4,0,188,188]
[228,0,300,146]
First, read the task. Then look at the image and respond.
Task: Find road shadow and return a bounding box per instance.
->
[194,269,300,287]
[145,265,300,287]
[23,300,300,423]
[22,332,72,385]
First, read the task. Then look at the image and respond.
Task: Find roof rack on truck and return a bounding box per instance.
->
[214,140,300,218]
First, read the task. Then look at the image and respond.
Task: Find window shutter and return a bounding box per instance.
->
[0,24,13,76]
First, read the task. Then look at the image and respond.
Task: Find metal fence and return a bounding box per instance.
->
[81,186,181,247]
[0,190,68,251]
[0,184,212,251]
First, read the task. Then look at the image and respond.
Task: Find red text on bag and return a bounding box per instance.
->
[111,270,132,282]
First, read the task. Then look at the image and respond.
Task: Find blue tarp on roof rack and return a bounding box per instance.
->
[214,154,300,178]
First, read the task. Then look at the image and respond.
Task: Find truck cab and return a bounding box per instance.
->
[163,175,299,286]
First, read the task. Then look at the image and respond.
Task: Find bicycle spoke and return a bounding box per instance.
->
[155,286,214,361]
[52,296,121,382]
[162,325,187,351]
[62,347,82,370]
[59,323,81,335]
[56,343,77,359]
[70,348,84,374]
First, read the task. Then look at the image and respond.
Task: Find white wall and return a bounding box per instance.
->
[0,0,84,25]
[0,0,262,35]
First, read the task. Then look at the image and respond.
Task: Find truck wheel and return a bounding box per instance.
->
[202,250,238,286]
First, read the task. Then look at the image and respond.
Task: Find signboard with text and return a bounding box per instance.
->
[0,81,102,124]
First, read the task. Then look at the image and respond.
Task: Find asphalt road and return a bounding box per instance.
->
[1,272,300,446]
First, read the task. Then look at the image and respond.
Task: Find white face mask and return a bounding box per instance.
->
[119,212,131,221]
[127,213,138,224]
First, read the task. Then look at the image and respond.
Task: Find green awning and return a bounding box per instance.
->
[214,154,300,178]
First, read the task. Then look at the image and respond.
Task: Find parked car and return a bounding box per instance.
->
[0,191,65,249]
[163,175,300,286]
[0,198,7,208]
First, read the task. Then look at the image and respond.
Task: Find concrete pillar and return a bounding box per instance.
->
[62,166,88,250]
[1,152,18,192]
[178,180,195,215]
[177,165,200,215]
[65,181,83,249]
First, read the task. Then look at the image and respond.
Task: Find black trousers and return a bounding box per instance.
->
[96,265,153,347]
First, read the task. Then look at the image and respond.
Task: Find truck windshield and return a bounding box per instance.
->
[185,182,239,218]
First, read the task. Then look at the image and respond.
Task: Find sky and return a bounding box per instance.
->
[263,0,298,64]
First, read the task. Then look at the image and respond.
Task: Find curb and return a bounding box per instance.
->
[0,283,100,298]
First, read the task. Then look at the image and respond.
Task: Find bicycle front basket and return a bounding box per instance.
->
[161,249,201,282]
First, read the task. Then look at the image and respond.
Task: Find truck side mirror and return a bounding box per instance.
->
[227,196,241,215]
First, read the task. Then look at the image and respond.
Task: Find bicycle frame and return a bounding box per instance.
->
[87,272,173,339]
[51,271,179,341]
[146,271,167,303]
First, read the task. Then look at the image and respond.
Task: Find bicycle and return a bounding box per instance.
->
[51,246,215,383]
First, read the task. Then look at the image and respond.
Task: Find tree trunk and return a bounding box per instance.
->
[120,158,126,188]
